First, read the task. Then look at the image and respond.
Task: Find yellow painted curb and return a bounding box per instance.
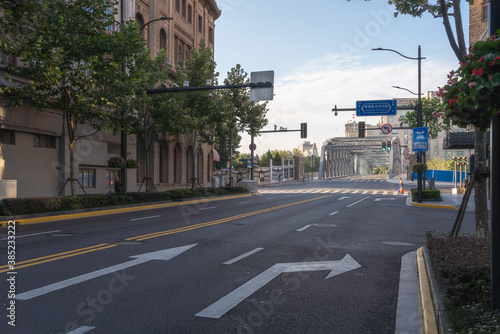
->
[410,200,458,210]
[0,193,258,227]
[417,247,439,334]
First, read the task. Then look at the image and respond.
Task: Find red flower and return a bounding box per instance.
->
[448,99,455,106]
[495,57,500,61]
[490,61,496,66]
[479,56,485,62]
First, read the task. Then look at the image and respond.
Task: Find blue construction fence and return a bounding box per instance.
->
[411,169,467,183]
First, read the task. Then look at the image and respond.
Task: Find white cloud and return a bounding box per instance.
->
[240,52,456,156]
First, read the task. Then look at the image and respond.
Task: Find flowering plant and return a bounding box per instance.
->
[438,29,500,131]
[412,163,427,174]
[108,155,126,168]
[126,158,139,169]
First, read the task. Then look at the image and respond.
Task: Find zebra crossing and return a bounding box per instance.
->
[259,188,407,196]
[318,178,387,183]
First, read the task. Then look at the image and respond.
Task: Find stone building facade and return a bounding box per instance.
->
[0,0,221,197]
[469,0,490,44]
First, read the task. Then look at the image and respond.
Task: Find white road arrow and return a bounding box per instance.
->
[16,244,197,300]
[195,254,361,319]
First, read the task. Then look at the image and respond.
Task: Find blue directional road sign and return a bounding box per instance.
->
[413,127,429,152]
[356,100,398,117]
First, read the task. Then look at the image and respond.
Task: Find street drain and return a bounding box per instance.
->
[115,241,144,246]
[50,233,76,237]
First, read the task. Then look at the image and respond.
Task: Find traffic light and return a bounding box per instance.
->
[382,141,386,151]
[300,123,307,138]
[387,141,391,151]
[358,121,365,138]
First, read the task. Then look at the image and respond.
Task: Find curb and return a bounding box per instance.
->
[416,247,439,334]
[0,193,258,227]
[408,198,458,210]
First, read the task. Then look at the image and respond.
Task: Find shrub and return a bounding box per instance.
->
[426,233,495,332]
[411,188,440,200]
[169,189,196,200]
[128,192,171,203]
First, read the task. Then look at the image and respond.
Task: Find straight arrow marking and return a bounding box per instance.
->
[16,244,197,301]
[195,254,361,319]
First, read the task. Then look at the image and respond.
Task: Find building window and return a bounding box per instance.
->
[79,168,96,188]
[160,28,167,49]
[208,27,214,44]
[482,0,488,21]
[159,143,168,183]
[0,129,15,145]
[198,15,203,33]
[182,0,187,18]
[186,146,193,184]
[188,5,193,24]
[33,134,56,148]
[174,143,182,183]
[197,148,204,183]
[0,53,16,67]
[136,14,145,38]
[106,169,120,188]
[175,0,180,12]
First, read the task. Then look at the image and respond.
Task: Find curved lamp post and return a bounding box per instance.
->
[372,46,425,203]
[118,16,172,195]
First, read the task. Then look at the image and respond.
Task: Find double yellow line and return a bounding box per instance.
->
[0,243,117,274]
[1,195,330,273]
[126,195,331,242]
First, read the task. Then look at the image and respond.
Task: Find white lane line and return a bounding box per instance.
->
[362,191,369,194]
[346,196,370,208]
[383,191,389,195]
[351,190,359,194]
[130,215,161,221]
[240,201,252,204]
[372,191,378,195]
[199,207,217,211]
[296,225,312,232]
[267,197,276,199]
[329,211,339,216]
[67,327,95,334]
[224,248,264,265]
[1,230,61,240]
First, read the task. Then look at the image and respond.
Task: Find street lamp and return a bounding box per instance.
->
[372,46,425,203]
[392,85,421,96]
[118,16,172,195]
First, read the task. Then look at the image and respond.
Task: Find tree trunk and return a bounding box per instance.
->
[474,128,489,238]
[69,140,76,197]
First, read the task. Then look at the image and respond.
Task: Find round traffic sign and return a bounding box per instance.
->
[381,123,392,135]
[393,140,399,146]
[249,143,257,151]
[405,159,410,165]
[404,147,410,154]
[404,153,410,159]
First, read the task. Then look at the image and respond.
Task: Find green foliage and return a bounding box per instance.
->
[411,188,441,200]
[399,97,450,139]
[426,156,456,170]
[304,156,320,173]
[438,29,500,131]
[372,167,389,175]
[412,163,428,173]
[426,234,497,332]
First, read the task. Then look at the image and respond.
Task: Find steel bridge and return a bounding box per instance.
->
[318,136,398,179]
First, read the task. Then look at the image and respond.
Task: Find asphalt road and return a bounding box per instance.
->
[0,176,476,334]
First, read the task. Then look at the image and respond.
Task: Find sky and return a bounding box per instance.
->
[214,0,469,156]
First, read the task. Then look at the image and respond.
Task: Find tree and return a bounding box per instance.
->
[377,0,489,238]
[174,39,220,190]
[0,0,146,197]
[121,48,185,192]
[399,97,450,139]
[216,64,268,182]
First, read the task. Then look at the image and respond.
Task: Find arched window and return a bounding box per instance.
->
[198,148,204,184]
[136,14,145,39]
[186,146,193,184]
[207,153,212,183]
[159,143,168,183]
[174,143,182,183]
[160,28,167,50]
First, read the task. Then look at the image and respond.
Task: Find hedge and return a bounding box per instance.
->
[411,188,441,200]
[0,187,250,216]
